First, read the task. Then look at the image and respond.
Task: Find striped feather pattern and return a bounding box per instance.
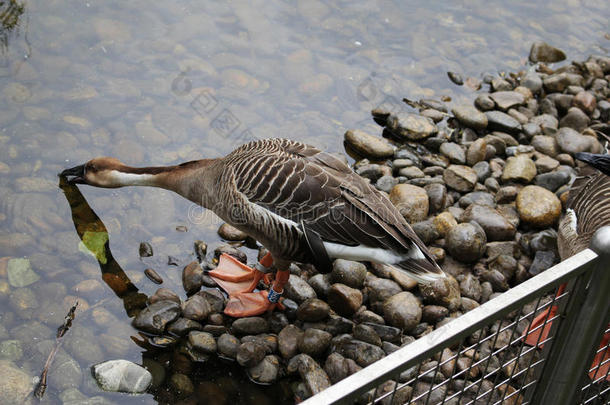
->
[558,164,610,259]
[211,138,444,279]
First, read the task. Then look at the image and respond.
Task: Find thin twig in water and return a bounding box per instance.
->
[34,301,78,399]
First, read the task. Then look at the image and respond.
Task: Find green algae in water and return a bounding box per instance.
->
[78,231,109,264]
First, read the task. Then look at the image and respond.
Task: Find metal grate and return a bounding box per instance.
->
[303,227,610,405]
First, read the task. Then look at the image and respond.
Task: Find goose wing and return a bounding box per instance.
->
[226,139,443,279]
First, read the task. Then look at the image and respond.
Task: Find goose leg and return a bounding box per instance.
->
[208,253,273,296]
[223,268,290,318]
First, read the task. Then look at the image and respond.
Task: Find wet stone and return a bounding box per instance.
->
[324,352,359,384]
[502,155,536,183]
[446,222,487,263]
[353,324,382,347]
[278,324,303,359]
[485,111,521,134]
[139,242,153,257]
[475,94,496,111]
[144,268,163,284]
[490,91,525,111]
[522,71,543,94]
[132,300,181,334]
[363,322,401,343]
[182,261,203,295]
[236,341,267,367]
[297,298,330,322]
[389,184,429,223]
[534,171,570,192]
[559,107,590,132]
[149,288,181,305]
[383,292,422,333]
[443,165,478,192]
[529,41,566,63]
[529,250,557,276]
[287,354,331,396]
[398,166,424,179]
[92,360,152,393]
[333,336,386,367]
[422,305,449,324]
[516,186,562,228]
[326,315,355,336]
[308,273,331,298]
[452,105,488,130]
[217,333,240,359]
[481,269,509,292]
[420,275,461,311]
[375,175,399,193]
[248,355,280,385]
[438,143,464,166]
[167,318,203,336]
[331,259,367,288]
[188,331,217,354]
[531,136,559,157]
[328,283,363,317]
[182,294,212,322]
[461,204,516,241]
[284,275,316,303]
[218,223,248,241]
[573,91,596,115]
[7,258,39,287]
[387,112,438,140]
[489,254,518,279]
[169,373,194,398]
[232,317,268,335]
[298,328,332,357]
[556,127,599,154]
[344,129,394,159]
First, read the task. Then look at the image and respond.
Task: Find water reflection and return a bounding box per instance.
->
[58,175,291,404]
[0,0,25,52]
[59,176,147,317]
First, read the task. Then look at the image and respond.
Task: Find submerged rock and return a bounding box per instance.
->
[92,360,152,393]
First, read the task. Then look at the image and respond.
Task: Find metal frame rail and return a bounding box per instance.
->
[303,226,610,405]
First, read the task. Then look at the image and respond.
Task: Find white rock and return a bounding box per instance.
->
[92,359,152,393]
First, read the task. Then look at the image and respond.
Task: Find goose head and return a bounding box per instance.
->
[61,157,129,188]
[574,152,610,176]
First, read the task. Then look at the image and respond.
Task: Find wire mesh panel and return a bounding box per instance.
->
[576,325,610,405]
[302,246,608,405]
[365,283,572,405]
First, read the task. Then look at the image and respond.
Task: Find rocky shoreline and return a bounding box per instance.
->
[124,45,610,402]
[2,43,609,404]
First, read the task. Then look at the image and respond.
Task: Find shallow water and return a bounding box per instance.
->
[0,0,608,403]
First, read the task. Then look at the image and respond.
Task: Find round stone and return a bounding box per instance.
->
[297,328,332,357]
[327,283,363,317]
[382,292,422,333]
[344,129,394,159]
[516,185,562,228]
[452,105,488,130]
[387,112,438,140]
[218,223,248,241]
[389,184,429,223]
[501,155,536,183]
[296,298,330,322]
[331,259,367,289]
[446,223,487,263]
[443,165,478,192]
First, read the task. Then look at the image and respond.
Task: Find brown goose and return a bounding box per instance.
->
[61,138,444,317]
[523,152,610,382]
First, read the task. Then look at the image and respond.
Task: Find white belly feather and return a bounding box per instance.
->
[323,241,425,264]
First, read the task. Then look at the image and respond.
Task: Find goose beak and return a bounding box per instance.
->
[60,164,86,184]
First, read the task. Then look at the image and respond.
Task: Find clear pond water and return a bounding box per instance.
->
[0,0,608,404]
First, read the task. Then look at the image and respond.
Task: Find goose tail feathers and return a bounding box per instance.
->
[392,259,446,284]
